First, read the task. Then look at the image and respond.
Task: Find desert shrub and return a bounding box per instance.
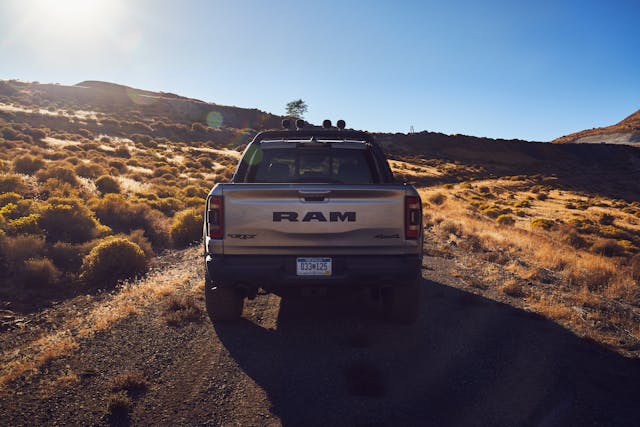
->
[562,229,587,249]
[0,192,22,208]
[149,197,183,216]
[437,220,462,236]
[95,175,121,194]
[41,178,80,198]
[0,175,28,194]
[108,160,127,172]
[568,218,598,234]
[565,202,576,209]
[183,196,206,209]
[13,154,45,175]
[9,214,42,235]
[482,206,511,219]
[514,200,531,208]
[75,162,105,178]
[530,218,555,230]
[170,208,203,248]
[428,193,446,205]
[78,128,93,139]
[114,145,131,158]
[39,197,107,243]
[500,280,526,298]
[111,371,148,396]
[36,164,78,185]
[163,295,201,325]
[21,258,61,287]
[496,214,515,226]
[127,229,154,258]
[153,166,174,178]
[598,213,615,225]
[536,192,548,201]
[0,234,46,268]
[92,195,169,247]
[106,392,132,422]
[80,237,148,287]
[182,185,208,198]
[0,199,34,220]
[591,239,625,257]
[47,241,84,272]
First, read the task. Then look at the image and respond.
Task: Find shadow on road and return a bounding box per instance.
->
[214,279,640,426]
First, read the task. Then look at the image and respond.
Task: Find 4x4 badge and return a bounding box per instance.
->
[227,233,256,240]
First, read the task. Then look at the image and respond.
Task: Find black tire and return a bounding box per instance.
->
[205,283,244,322]
[382,278,421,324]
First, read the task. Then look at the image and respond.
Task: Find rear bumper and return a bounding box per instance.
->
[205,254,421,293]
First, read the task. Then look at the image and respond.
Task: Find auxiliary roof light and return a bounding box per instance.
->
[295,119,306,130]
[336,119,346,130]
[322,119,332,129]
[282,119,292,129]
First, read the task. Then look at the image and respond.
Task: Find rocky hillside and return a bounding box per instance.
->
[553,108,640,145]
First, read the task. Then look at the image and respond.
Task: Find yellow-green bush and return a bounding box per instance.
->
[75,162,105,178]
[514,200,531,208]
[36,164,78,185]
[149,197,183,216]
[0,192,22,208]
[182,185,208,198]
[183,196,206,209]
[530,218,555,230]
[8,214,41,235]
[90,194,169,247]
[13,154,45,175]
[496,214,515,226]
[39,197,108,243]
[80,237,148,287]
[95,175,121,194]
[170,208,203,248]
[0,175,28,194]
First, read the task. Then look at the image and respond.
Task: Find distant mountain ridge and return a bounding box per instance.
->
[1,79,283,130]
[553,108,640,145]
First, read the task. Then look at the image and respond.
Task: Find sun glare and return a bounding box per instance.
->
[31,0,112,27]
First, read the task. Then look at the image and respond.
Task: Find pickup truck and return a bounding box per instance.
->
[203,121,423,323]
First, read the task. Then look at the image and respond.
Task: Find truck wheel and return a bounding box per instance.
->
[205,283,244,322]
[383,278,420,324]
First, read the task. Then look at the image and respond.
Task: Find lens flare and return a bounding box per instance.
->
[126,88,155,106]
[206,111,223,128]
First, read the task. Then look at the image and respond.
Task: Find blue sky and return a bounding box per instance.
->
[1,0,639,141]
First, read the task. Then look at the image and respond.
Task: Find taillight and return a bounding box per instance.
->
[208,196,223,239]
[405,196,421,239]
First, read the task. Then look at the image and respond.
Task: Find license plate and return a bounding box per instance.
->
[296,258,332,276]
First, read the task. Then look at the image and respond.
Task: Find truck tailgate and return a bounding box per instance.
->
[217,184,411,255]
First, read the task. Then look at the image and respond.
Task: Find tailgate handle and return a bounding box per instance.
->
[298,190,330,202]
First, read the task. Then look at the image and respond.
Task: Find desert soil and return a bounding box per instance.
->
[1,247,640,426]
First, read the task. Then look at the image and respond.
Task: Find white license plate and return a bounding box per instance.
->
[296,258,332,276]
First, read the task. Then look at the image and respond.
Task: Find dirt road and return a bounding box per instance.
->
[2,250,640,426]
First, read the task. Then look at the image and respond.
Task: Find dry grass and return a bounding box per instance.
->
[0,259,197,390]
[162,295,201,326]
[418,176,640,352]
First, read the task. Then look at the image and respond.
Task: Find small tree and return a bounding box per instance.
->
[286,99,308,119]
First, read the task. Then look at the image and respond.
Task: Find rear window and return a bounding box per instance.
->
[246,147,375,184]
